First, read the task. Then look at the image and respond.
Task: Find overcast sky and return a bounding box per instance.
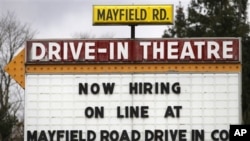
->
[0,0,192,39]
[1,0,249,39]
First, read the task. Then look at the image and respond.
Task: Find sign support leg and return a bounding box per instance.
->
[130,25,135,39]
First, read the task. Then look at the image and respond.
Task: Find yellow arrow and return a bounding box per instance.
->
[4,49,25,89]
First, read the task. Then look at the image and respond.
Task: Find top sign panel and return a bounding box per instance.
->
[26,38,240,64]
[93,5,173,25]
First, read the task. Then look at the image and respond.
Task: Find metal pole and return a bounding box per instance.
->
[131,25,135,39]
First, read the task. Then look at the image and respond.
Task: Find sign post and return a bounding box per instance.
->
[130,25,135,39]
[5,38,241,141]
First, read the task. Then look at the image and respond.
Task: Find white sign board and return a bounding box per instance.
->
[25,73,240,141]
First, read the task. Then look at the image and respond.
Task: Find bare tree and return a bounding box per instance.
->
[0,12,35,141]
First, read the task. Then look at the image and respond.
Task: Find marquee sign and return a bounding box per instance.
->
[25,73,240,141]
[92,5,173,25]
[4,38,241,141]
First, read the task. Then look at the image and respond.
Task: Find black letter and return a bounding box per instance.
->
[132,130,141,141]
[160,9,167,20]
[120,130,129,141]
[129,83,138,94]
[48,130,56,141]
[155,130,164,141]
[172,82,181,94]
[160,82,170,94]
[70,130,78,141]
[164,106,175,118]
[144,82,152,94]
[100,130,109,141]
[110,130,119,140]
[179,130,187,141]
[174,106,182,118]
[97,9,105,20]
[145,130,154,141]
[79,130,85,141]
[141,9,147,20]
[211,130,219,141]
[95,106,104,118]
[141,106,149,118]
[27,130,37,141]
[79,83,88,95]
[57,130,64,141]
[90,83,100,94]
[152,9,159,20]
[38,130,48,141]
[117,106,124,118]
[88,130,96,141]
[220,130,229,141]
[103,83,115,94]
[85,107,94,118]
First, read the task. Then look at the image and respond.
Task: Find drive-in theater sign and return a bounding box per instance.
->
[5,38,241,141]
[4,4,241,141]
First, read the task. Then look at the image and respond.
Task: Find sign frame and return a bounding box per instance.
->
[4,37,242,141]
